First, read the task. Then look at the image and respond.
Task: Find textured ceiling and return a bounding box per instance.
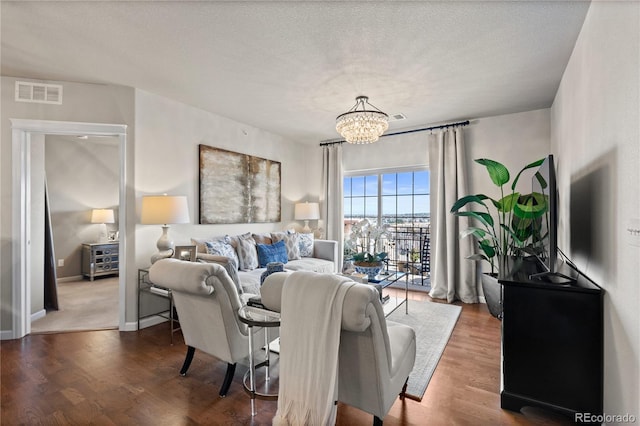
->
[1,1,591,144]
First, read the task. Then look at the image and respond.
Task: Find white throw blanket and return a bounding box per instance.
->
[273,271,355,426]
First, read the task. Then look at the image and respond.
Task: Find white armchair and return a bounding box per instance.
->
[148,258,261,397]
[261,272,416,425]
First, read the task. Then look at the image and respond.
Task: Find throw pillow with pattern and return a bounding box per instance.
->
[272,232,301,260]
[204,239,239,270]
[236,234,259,271]
[298,232,314,257]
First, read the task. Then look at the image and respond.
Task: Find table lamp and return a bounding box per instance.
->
[91,208,115,243]
[141,195,190,263]
[294,202,320,233]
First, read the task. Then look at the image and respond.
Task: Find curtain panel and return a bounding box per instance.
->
[428,128,478,303]
[320,144,344,270]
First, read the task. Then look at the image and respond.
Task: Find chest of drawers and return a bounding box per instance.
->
[82,242,119,281]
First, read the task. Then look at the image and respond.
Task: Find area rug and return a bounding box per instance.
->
[387,300,461,401]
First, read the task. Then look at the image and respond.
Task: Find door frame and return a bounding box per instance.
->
[11,119,128,339]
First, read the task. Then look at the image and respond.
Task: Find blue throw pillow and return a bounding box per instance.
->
[256,240,288,268]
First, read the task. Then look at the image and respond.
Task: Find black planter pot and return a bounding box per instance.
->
[481,273,502,320]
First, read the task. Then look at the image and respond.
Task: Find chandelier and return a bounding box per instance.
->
[335,96,389,144]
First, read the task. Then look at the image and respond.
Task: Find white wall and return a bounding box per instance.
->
[0,76,135,333]
[551,1,639,420]
[133,89,321,272]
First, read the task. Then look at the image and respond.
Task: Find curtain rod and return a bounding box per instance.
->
[319,119,470,146]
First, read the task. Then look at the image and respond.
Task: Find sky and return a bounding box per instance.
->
[344,171,430,217]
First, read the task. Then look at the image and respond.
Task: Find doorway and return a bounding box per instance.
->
[10,119,128,339]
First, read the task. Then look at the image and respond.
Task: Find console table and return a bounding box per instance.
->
[499,260,603,422]
[137,268,180,344]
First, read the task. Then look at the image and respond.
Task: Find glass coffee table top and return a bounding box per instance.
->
[367,270,408,316]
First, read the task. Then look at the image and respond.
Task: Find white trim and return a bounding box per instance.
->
[344,164,428,177]
[56,275,84,283]
[135,314,169,330]
[0,330,15,341]
[10,119,128,339]
[31,309,46,322]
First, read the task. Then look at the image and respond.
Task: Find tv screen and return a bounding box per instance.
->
[530,154,558,274]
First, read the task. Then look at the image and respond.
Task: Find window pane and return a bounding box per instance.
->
[414,195,429,216]
[351,197,365,217]
[397,172,413,195]
[343,178,352,196]
[343,200,352,218]
[365,175,378,196]
[365,197,378,219]
[382,174,396,195]
[397,195,413,216]
[382,195,396,215]
[351,176,365,196]
[414,171,429,194]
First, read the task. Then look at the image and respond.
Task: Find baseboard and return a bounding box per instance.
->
[31,309,46,322]
[0,330,15,340]
[135,313,170,330]
[56,275,84,283]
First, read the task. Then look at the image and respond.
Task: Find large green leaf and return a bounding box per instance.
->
[478,239,496,258]
[450,194,489,213]
[511,158,545,191]
[513,193,548,219]
[476,159,510,187]
[455,211,495,228]
[497,192,520,213]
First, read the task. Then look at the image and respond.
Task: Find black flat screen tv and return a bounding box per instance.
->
[528,154,572,282]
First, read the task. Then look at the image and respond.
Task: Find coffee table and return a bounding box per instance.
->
[367,270,409,316]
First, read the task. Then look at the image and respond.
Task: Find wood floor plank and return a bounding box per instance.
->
[1,295,575,425]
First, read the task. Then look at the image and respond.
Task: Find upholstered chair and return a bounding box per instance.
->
[261,272,416,425]
[149,258,261,397]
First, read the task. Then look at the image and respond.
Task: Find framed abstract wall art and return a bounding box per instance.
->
[199,144,281,224]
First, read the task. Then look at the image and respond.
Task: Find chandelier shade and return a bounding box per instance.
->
[335,96,389,144]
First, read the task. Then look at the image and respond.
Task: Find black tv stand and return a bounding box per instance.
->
[528,269,575,284]
[499,260,603,423]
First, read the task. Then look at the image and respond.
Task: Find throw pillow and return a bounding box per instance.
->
[256,240,289,268]
[298,232,314,257]
[204,239,239,270]
[272,232,301,260]
[236,235,259,271]
[252,233,273,245]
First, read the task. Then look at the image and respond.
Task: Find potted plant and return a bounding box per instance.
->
[346,219,390,280]
[450,158,548,318]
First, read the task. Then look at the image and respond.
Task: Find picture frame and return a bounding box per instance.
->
[174,245,197,262]
[199,144,281,224]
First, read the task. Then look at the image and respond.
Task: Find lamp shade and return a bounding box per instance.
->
[91,208,115,224]
[141,195,190,225]
[294,202,320,220]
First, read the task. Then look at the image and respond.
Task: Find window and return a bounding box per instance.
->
[344,169,430,227]
[344,169,431,267]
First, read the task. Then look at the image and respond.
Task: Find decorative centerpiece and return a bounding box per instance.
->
[345,219,391,281]
[353,251,388,281]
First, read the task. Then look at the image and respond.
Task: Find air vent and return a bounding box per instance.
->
[15,81,62,105]
[388,113,406,122]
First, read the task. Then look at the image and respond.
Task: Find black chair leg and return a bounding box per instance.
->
[399,377,409,400]
[180,346,195,376]
[219,363,237,397]
[373,416,383,426]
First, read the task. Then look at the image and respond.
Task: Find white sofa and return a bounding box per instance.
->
[192,233,338,295]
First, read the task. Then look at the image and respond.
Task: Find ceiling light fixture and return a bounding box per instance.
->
[335,96,389,144]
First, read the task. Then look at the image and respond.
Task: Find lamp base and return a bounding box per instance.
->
[302,220,312,233]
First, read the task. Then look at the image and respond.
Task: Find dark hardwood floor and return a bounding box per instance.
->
[1,291,574,425]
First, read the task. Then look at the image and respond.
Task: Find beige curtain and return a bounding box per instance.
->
[428,128,478,303]
[320,143,344,269]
